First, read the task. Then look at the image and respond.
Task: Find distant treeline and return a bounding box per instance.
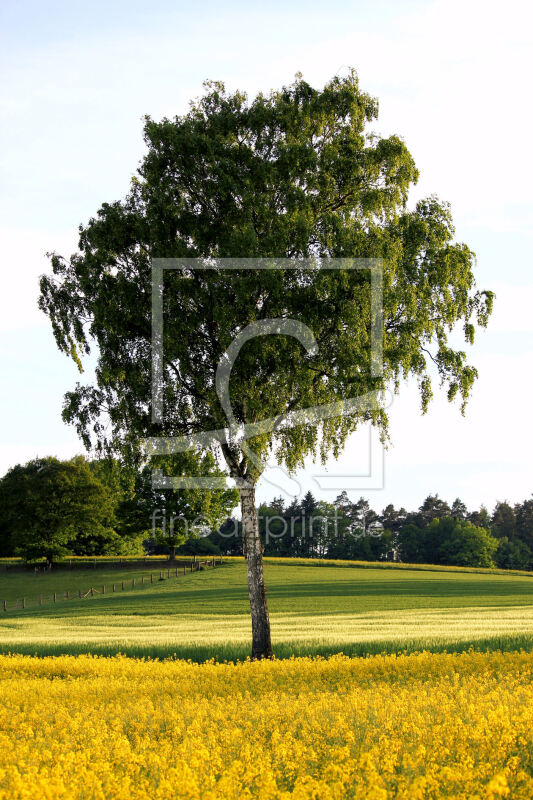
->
[1,456,532,570]
[209,491,533,570]
[0,455,237,563]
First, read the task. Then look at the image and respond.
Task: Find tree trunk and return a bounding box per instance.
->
[240,483,273,659]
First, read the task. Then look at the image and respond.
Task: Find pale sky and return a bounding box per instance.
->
[1,0,532,514]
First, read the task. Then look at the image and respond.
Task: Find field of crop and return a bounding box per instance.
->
[0,559,532,660]
[0,649,532,799]
[0,560,532,798]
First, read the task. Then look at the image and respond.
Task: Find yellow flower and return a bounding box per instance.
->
[0,650,531,798]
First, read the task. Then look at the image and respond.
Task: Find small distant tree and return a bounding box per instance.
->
[380,504,407,534]
[208,517,242,556]
[514,497,533,552]
[397,517,498,567]
[397,523,426,563]
[430,518,498,568]
[0,457,116,562]
[495,537,532,571]
[468,505,491,530]
[418,495,452,526]
[310,500,338,558]
[451,498,468,520]
[117,451,238,558]
[491,501,517,539]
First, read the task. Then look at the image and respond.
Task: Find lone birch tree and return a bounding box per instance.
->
[39,72,493,658]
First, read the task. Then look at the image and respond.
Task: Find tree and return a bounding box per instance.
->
[396,522,426,563]
[0,457,116,562]
[380,503,407,534]
[208,516,242,556]
[435,519,498,568]
[451,497,468,520]
[495,537,532,571]
[39,72,493,658]
[491,501,516,539]
[344,497,390,561]
[397,517,498,567]
[117,451,238,558]
[301,490,318,518]
[418,495,452,526]
[468,505,491,530]
[83,456,145,554]
[514,497,533,552]
[270,496,285,515]
[334,491,352,517]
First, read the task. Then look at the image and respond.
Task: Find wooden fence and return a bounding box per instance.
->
[2,558,220,613]
[0,555,223,573]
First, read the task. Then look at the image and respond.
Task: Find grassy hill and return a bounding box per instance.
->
[0,558,532,660]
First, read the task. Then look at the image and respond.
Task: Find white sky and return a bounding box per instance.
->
[1,0,532,514]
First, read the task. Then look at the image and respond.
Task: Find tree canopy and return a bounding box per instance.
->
[118,452,238,558]
[39,72,494,657]
[0,457,116,562]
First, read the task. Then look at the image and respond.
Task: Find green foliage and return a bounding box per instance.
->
[0,457,116,562]
[468,505,491,529]
[396,523,426,564]
[0,452,237,562]
[221,489,532,570]
[491,501,517,539]
[397,516,498,568]
[434,518,498,568]
[117,451,238,557]
[39,71,493,485]
[175,536,220,556]
[515,497,533,551]
[495,538,532,571]
[208,517,242,556]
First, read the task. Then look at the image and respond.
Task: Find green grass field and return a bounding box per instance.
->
[0,558,532,660]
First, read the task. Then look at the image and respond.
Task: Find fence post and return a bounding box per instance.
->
[151,573,153,584]
[3,600,5,612]
[132,578,135,588]
[90,587,94,597]
[22,597,25,609]
[160,570,163,580]
[53,592,56,603]
[113,583,116,592]
[66,590,69,600]
[167,569,170,578]
[102,585,105,594]
[175,567,178,577]
[121,581,124,591]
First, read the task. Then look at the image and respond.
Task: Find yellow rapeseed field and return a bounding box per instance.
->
[0,650,531,799]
